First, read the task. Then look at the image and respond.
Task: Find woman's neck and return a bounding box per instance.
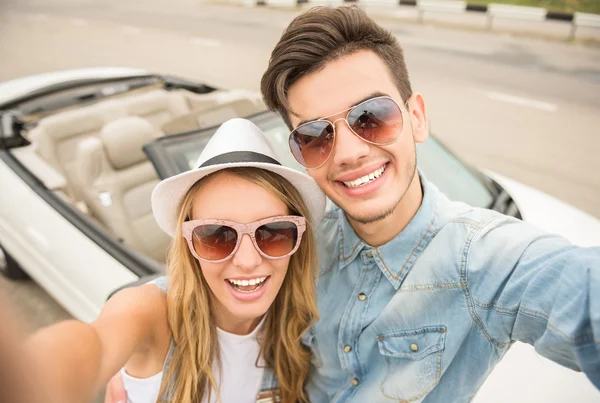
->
[214,310,263,335]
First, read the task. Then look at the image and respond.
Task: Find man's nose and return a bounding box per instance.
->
[331,119,371,167]
[231,234,262,270]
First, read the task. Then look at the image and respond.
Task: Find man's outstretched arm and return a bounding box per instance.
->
[466,216,600,389]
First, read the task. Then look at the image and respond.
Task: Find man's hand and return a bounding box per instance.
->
[104,371,127,403]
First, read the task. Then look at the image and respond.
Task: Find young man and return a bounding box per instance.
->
[105,6,599,403]
[259,6,599,402]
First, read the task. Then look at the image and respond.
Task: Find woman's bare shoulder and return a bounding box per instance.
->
[93,283,168,342]
[115,284,171,377]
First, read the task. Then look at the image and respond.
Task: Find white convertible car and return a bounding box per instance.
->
[0,68,598,401]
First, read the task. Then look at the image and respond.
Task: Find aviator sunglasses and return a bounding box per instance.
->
[289,96,408,169]
[182,216,306,263]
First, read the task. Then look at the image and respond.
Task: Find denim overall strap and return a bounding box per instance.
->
[156,341,176,401]
[151,276,175,401]
[256,366,281,403]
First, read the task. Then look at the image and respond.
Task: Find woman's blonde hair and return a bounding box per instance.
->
[158,167,318,403]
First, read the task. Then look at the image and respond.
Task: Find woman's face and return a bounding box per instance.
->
[190,172,291,334]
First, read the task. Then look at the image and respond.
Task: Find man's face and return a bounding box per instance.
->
[287,50,428,224]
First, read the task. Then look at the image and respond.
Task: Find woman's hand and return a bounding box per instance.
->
[104,371,127,403]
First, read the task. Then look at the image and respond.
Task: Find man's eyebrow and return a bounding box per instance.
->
[295,91,390,128]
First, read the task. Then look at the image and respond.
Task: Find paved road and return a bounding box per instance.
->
[1,0,599,218]
[0,1,598,402]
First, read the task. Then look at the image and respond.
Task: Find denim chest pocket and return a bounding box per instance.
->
[301,328,323,368]
[377,325,447,401]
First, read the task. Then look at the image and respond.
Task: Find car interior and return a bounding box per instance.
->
[10,82,266,262]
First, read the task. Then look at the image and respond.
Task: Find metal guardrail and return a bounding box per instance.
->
[307,0,345,6]
[486,4,546,29]
[235,0,600,40]
[360,0,401,8]
[264,0,297,6]
[571,12,600,39]
[417,0,466,23]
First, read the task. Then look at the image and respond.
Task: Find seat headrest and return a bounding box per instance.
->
[100,117,160,170]
[41,109,105,140]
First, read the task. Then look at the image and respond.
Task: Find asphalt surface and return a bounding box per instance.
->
[0,1,599,402]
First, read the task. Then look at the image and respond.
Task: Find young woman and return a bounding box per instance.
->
[24,118,325,403]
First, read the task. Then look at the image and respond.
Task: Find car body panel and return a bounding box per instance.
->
[486,170,600,247]
[0,67,148,107]
[0,157,138,322]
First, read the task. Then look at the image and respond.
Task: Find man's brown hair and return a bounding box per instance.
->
[260,6,412,129]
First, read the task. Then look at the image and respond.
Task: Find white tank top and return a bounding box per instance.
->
[122,316,266,403]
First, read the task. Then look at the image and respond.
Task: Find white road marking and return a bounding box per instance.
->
[189,37,221,47]
[70,18,88,26]
[485,91,558,112]
[121,26,142,35]
[397,36,494,56]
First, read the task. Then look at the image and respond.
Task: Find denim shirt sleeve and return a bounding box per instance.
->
[465,214,600,388]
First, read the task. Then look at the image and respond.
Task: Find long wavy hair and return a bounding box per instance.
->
[157,167,319,403]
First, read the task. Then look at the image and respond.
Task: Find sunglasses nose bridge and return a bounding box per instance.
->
[330,116,350,132]
[232,232,262,268]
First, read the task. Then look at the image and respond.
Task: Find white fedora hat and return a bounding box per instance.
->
[152,118,326,237]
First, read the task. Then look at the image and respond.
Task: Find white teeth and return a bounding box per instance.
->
[227,277,267,287]
[342,165,386,188]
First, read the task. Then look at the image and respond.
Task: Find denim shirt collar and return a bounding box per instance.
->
[337,170,438,289]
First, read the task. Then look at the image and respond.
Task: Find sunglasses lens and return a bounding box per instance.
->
[255,221,299,258]
[347,97,403,144]
[289,121,334,169]
[192,225,238,261]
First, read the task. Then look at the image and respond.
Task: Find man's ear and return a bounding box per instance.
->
[408,93,428,144]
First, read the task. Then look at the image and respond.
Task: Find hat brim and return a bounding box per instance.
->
[151,162,326,237]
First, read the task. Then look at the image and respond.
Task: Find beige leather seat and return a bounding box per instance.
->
[29,89,188,200]
[75,117,171,262]
[119,90,190,129]
[32,105,124,199]
[161,97,265,135]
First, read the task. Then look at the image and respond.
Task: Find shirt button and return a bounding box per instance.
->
[410,343,419,352]
[366,251,373,258]
[351,378,359,386]
[344,345,352,353]
[358,293,367,301]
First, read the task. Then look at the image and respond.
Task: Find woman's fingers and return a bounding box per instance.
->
[104,371,127,403]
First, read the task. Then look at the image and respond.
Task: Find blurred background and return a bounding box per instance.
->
[0,0,598,402]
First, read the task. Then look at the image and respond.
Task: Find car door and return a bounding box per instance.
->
[0,147,159,322]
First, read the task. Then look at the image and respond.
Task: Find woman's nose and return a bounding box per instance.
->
[231,234,262,270]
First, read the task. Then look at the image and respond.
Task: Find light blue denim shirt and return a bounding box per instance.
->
[305,174,600,402]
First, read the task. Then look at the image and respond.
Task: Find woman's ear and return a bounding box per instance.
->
[408,93,429,144]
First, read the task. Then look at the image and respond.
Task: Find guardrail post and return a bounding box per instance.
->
[569,22,577,40]
[570,12,600,41]
[418,8,425,23]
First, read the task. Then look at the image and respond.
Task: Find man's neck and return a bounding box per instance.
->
[348,170,423,247]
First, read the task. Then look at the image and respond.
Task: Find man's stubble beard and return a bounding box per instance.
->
[344,143,417,225]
